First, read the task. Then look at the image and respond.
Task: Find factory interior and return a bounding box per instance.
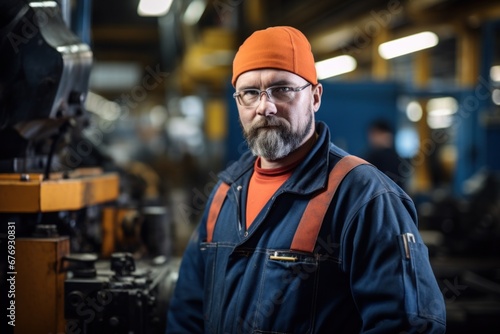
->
[1,0,500,333]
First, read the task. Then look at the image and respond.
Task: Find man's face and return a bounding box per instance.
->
[234,69,322,161]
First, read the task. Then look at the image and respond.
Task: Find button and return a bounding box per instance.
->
[244,231,248,237]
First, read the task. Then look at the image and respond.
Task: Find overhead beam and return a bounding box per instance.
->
[92,26,159,43]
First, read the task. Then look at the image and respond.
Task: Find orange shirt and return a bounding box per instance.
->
[246,157,299,228]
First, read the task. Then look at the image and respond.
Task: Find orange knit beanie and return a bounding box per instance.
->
[231,26,318,87]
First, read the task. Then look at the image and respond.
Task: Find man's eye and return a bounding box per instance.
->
[272,87,292,93]
[242,90,259,96]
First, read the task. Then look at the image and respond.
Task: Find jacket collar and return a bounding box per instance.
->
[219,121,339,195]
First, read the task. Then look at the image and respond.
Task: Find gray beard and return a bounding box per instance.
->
[243,113,313,161]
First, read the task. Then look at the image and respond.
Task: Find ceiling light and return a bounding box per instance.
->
[378,31,439,59]
[395,127,420,158]
[426,96,458,129]
[490,65,500,82]
[89,62,142,91]
[406,101,423,122]
[315,55,357,80]
[427,97,458,114]
[29,1,57,7]
[492,89,500,105]
[138,0,173,17]
[183,0,206,25]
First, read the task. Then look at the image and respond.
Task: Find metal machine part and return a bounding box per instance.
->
[0,0,92,172]
[64,252,179,334]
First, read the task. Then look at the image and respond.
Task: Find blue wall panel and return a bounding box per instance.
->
[315,81,400,157]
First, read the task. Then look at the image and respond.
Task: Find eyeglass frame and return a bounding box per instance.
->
[232,83,312,107]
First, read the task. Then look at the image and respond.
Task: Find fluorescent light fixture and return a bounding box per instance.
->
[427,113,453,129]
[427,97,458,114]
[138,0,173,17]
[395,127,420,158]
[406,101,423,122]
[378,31,438,59]
[493,89,500,105]
[315,55,357,80]
[29,1,57,7]
[89,62,142,91]
[183,0,206,25]
[490,65,500,82]
[426,97,457,129]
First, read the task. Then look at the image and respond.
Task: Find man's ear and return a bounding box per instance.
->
[312,83,323,112]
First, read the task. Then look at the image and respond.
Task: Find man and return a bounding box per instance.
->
[364,119,408,189]
[167,26,446,333]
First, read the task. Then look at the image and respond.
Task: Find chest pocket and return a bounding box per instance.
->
[252,250,320,334]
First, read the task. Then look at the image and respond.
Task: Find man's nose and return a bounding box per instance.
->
[255,92,277,116]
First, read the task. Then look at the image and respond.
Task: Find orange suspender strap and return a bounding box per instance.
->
[206,182,230,242]
[290,155,369,253]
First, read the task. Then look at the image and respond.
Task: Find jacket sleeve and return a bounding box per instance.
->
[342,190,446,333]
[166,201,211,333]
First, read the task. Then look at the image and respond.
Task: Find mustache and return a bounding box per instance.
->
[248,117,289,134]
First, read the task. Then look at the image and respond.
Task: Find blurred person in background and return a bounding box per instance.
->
[364,119,408,190]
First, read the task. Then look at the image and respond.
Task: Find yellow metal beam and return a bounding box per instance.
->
[0,171,119,213]
[372,26,390,80]
[413,51,433,193]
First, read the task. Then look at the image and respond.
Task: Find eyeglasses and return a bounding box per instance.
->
[233,83,311,107]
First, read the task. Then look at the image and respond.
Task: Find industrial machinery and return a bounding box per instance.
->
[0,1,178,333]
[64,252,178,334]
[418,168,500,333]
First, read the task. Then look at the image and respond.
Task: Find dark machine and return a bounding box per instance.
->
[0,0,92,174]
[64,253,179,334]
[0,1,178,333]
[418,168,500,333]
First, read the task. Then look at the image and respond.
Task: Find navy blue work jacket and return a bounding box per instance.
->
[167,122,446,333]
